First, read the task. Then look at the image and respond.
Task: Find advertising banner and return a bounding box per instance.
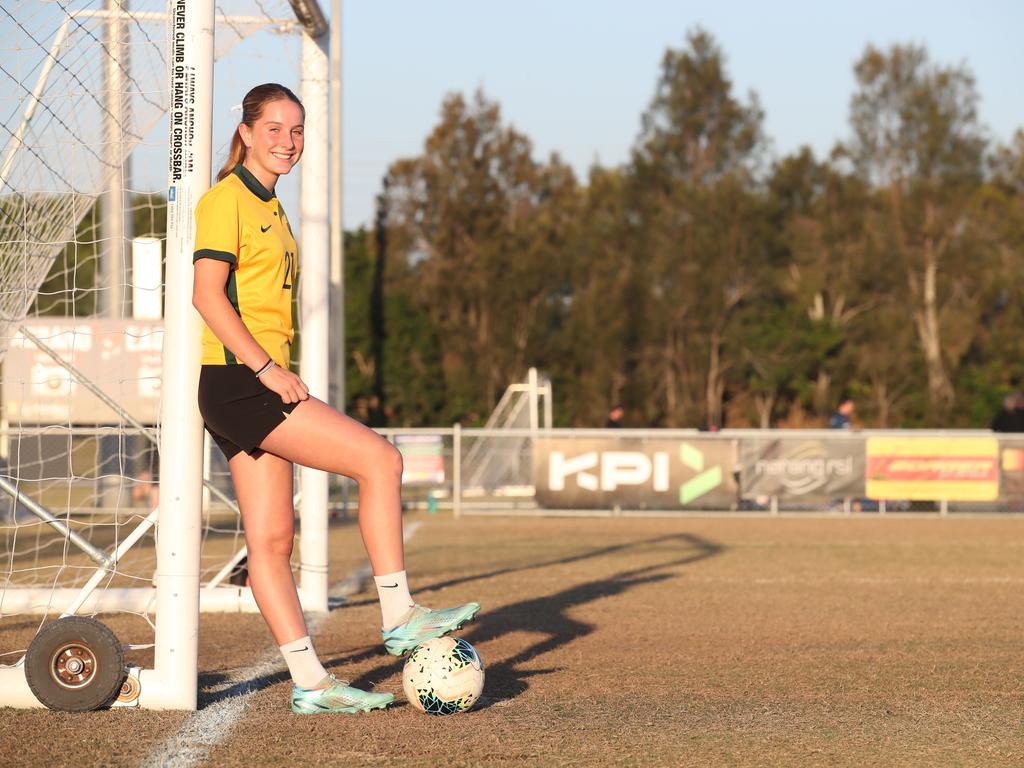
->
[865,436,999,501]
[534,438,737,510]
[396,434,445,485]
[739,437,865,501]
[998,439,1024,500]
[3,319,163,424]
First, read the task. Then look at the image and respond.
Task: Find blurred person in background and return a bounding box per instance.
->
[131,447,160,510]
[605,405,624,428]
[991,391,1024,432]
[829,396,856,430]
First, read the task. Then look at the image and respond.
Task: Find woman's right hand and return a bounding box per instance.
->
[258,364,309,404]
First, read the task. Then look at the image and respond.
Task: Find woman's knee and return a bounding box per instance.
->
[353,439,403,485]
[246,523,295,558]
[376,440,404,482]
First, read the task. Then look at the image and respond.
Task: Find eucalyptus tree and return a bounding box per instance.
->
[949,130,1024,425]
[846,44,989,416]
[557,165,642,425]
[628,28,768,427]
[383,91,579,422]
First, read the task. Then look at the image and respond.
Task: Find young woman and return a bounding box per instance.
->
[192,83,479,715]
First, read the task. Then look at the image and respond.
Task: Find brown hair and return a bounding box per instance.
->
[215,83,305,182]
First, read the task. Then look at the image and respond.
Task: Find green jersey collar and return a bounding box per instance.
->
[233,163,276,202]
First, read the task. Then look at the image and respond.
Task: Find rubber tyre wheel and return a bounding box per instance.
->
[25,616,125,711]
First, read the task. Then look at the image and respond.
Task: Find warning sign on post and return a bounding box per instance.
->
[167,0,197,248]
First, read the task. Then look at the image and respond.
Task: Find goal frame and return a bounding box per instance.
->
[0,0,332,710]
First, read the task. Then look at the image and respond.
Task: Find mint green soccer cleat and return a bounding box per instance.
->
[382,602,481,656]
[290,675,394,714]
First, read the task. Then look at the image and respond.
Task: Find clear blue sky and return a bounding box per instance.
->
[9,2,1017,228]
[336,0,1021,227]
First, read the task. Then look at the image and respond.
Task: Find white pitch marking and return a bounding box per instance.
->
[139,521,422,768]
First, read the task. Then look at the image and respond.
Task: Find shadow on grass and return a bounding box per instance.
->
[197,646,415,710]
[344,531,723,708]
[342,531,717,610]
[197,531,721,709]
[197,666,289,708]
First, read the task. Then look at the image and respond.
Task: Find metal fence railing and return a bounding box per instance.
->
[369,427,1023,517]
[4,426,1021,519]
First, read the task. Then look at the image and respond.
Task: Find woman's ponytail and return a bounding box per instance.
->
[215,130,247,182]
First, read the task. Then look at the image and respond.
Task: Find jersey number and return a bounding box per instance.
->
[282,251,295,289]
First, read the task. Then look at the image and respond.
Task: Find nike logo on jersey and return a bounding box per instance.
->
[381,583,398,588]
[261,224,272,233]
[289,646,309,652]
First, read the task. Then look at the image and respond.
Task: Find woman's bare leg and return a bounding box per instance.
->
[259,396,404,576]
[229,448,307,645]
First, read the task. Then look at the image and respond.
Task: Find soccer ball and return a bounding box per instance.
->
[402,636,484,715]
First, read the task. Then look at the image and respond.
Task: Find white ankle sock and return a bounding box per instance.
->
[279,635,329,689]
[374,569,415,629]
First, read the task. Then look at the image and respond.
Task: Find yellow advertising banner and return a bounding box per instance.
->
[865,437,999,501]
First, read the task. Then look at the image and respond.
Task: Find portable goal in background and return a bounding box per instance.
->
[0,0,333,710]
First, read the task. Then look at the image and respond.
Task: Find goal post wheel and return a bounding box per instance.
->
[25,616,126,712]
[117,670,142,704]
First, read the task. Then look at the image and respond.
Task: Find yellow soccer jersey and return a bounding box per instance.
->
[193,164,298,367]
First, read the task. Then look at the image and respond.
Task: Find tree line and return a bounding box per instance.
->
[345,29,1024,429]
[27,29,1022,429]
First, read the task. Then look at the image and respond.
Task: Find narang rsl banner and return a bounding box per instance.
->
[739,437,865,501]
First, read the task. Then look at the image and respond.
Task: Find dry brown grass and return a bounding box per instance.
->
[3,514,1024,767]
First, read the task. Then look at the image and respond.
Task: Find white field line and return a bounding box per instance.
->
[685,574,1024,586]
[139,521,422,768]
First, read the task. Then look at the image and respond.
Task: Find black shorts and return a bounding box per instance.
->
[198,365,299,460]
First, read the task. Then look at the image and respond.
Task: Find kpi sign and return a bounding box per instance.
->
[534,438,737,510]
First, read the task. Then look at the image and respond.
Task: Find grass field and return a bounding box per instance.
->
[2,513,1023,767]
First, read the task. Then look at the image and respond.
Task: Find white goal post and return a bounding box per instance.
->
[0,0,334,710]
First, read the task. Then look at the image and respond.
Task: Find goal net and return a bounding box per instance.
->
[0,0,329,710]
